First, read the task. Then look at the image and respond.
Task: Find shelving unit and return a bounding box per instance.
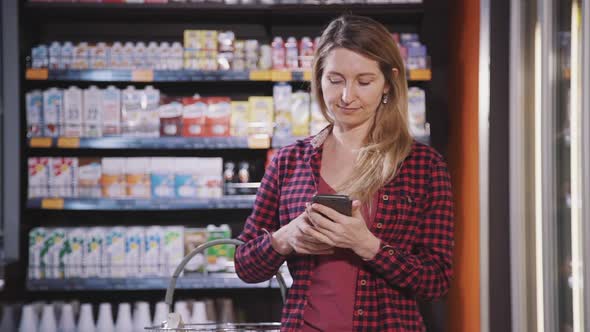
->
[6,0,451,324]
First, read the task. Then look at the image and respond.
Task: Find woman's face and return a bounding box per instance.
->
[321,47,388,131]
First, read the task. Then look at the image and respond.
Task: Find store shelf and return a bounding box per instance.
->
[25,68,431,83]
[28,136,270,150]
[24,2,424,21]
[271,136,307,148]
[26,274,286,291]
[26,196,256,211]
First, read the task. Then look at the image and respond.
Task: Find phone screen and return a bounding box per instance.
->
[311,194,352,216]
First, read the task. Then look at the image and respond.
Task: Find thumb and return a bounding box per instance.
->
[351,200,363,218]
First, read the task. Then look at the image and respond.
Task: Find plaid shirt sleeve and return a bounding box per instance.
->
[364,157,454,301]
[234,153,287,283]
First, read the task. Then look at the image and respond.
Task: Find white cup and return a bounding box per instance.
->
[19,304,38,332]
[152,302,168,327]
[39,304,57,332]
[77,304,95,332]
[191,301,207,324]
[96,303,114,332]
[115,303,133,331]
[58,304,76,332]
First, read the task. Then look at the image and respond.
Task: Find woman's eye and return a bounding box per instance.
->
[359,81,371,86]
[329,79,343,84]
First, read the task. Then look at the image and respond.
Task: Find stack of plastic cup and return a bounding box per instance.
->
[115,303,133,331]
[77,303,96,332]
[19,304,38,332]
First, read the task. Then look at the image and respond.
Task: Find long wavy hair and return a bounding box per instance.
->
[311,15,414,202]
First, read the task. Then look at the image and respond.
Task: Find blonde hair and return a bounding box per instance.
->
[311,15,413,202]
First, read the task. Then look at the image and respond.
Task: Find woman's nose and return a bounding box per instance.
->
[341,84,355,104]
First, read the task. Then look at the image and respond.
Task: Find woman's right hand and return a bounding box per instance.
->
[271,211,335,256]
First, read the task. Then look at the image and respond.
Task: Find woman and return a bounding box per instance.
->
[235,15,454,332]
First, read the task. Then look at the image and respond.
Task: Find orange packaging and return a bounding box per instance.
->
[182,97,207,137]
[205,97,231,137]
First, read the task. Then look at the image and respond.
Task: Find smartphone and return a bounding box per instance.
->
[311,194,352,217]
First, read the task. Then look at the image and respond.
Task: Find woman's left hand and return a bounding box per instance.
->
[305,200,381,260]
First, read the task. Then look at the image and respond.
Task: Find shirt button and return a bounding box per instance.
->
[376,223,383,229]
[357,309,364,316]
[388,249,395,256]
[360,279,367,286]
[382,194,389,201]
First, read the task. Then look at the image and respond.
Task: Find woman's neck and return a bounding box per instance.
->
[330,120,371,150]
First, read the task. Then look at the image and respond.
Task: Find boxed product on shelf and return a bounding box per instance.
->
[126,158,151,198]
[104,227,127,278]
[49,41,61,69]
[143,226,163,277]
[83,86,104,137]
[90,42,109,69]
[271,36,285,70]
[161,226,184,276]
[197,158,223,198]
[28,227,47,280]
[125,226,144,277]
[150,157,176,198]
[299,36,315,69]
[63,86,84,137]
[290,91,311,137]
[229,101,249,137]
[31,45,48,69]
[122,86,160,137]
[205,97,232,136]
[273,83,293,138]
[102,85,122,136]
[40,228,68,279]
[174,158,200,198]
[284,37,299,70]
[248,96,274,136]
[61,41,74,69]
[43,88,63,137]
[78,157,102,198]
[184,227,208,273]
[408,87,428,137]
[206,224,232,272]
[158,101,183,137]
[101,157,127,198]
[72,42,90,69]
[181,97,207,137]
[84,227,105,278]
[26,90,43,137]
[49,157,78,197]
[28,157,50,198]
[65,227,85,279]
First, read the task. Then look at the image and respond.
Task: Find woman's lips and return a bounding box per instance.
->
[337,105,361,112]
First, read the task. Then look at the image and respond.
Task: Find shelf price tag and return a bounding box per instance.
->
[26,68,49,80]
[249,70,271,81]
[41,198,65,210]
[29,137,53,148]
[247,134,271,149]
[303,70,313,81]
[408,69,432,81]
[271,70,292,82]
[132,69,154,82]
[57,137,80,148]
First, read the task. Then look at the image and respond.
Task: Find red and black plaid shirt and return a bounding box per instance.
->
[235,128,454,331]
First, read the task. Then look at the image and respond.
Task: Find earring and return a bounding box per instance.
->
[382,94,389,104]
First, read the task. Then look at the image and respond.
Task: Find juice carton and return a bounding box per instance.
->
[161,226,184,276]
[126,158,151,198]
[147,41,160,69]
[73,42,90,69]
[143,226,163,277]
[60,42,74,69]
[28,227,47,279]
[83,86,103,137]
[150,158,176,198]
[273,83,292,137]
[28,157,50,198]
[43,88,63,137]
[102,86,122,136]
[104,227,127,278]
[205,224,232,272]
[230,101,249,137]
[65,227,85,278]
[49,157,78,197]
[84,227,104,277]
[26,90,43,137]
[139,85,161,137]
[183,227,208,273]
[63,86,83,137]
[174,158,200,198]
[40,228,68,279]
[90,42,109,69]
[125,227,144,276]
[101,158,126,198]
[49,42,61,69]
[290,91,310,137]
[121,86,142,136]
[78,158,102,198]
[248,96,274,136]
[110,42,125,69]
[158,102,183,137]
[197,158,223,198]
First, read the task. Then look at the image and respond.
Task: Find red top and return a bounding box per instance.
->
[302,177,377,331]
[235,127,454,331]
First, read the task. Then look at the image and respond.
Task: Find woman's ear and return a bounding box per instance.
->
[392,68,399,78]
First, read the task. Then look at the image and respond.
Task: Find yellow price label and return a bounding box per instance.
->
[303,70,313,81]
[26,68,49,80]
[249,70,271,81]
[271,70,292,82]
[57,137,80,148]
[409,69,432,81]
[247,134,271,149]
[42,198,65,210]
[132,69,154,82]
[29,137,53,148]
